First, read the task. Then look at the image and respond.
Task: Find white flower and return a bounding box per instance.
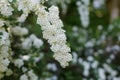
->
[91,61,98,69]
[113,77,120,80]
[30,34,43,48]
[87,56,94,62]
[1,58,10,67]
[45,75,58,80]
[22,34,43,50]
[22,38,32,50]
[53,52,72,68]
[85,41,94,48]
[33,38,43,48]
[82,0,90,6]
[76,1,90,27]
[22,55,30,61]
[83,61,90,76]
[0,0,14,16]
[0,63,8,72]
[14,59,24,68]
[72,52,78,64]
[17,13,28,23]
[16,0,72,68]
[47,63,57,71]
[22,67,28,73]
[103,64,118,77]
[112,45,120,52]
[0,19,5,27]
[28,70,38,80]
[98,68,106,80]
[36,5,72,68]
[20,74,28,80]
[0,28,11,79]
[11,26,28,36]
[93,0,105,9]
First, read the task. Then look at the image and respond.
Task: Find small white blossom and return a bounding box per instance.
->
[91,61,98,69]
[93,0,105,9]
[11,26,28,36]
[0,28,11,79]
[83,61,90,77]
[30,34,43,48]
[0,0,14,16]
[22,38,32,50]
[76,1,90,28]
[14,59,24,68]
[72,52,78,64]
[22,67,28,73]
[47,63,57,71]
[22,34,43,50]
[20,74,28,80]
[98,68,106,80]
[28,70,38,80]
[0,19,5,27]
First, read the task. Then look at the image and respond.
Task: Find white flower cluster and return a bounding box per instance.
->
[77,55,120,80]
[47,63,57,71]
[36,6,72,68]
[93,0,105,9]
[11,26,28,36]
[16,0,72,68]
[0,0,72,79]
[22,34,43,50]
[17,0,37,22]
[16,0,47,22]
[14,59,24,68]
[20,70,38,80]
[76,0,90,28]
[13,58,38,80]
[0,27,12,79]
[0,19,5,27]
[0,0,13,17]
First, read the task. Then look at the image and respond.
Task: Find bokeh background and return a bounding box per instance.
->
[8,0,120,80]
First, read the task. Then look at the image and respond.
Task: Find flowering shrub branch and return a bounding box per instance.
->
[0,0,72,79]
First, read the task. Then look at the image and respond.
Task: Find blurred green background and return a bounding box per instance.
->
[6,0,120,80]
